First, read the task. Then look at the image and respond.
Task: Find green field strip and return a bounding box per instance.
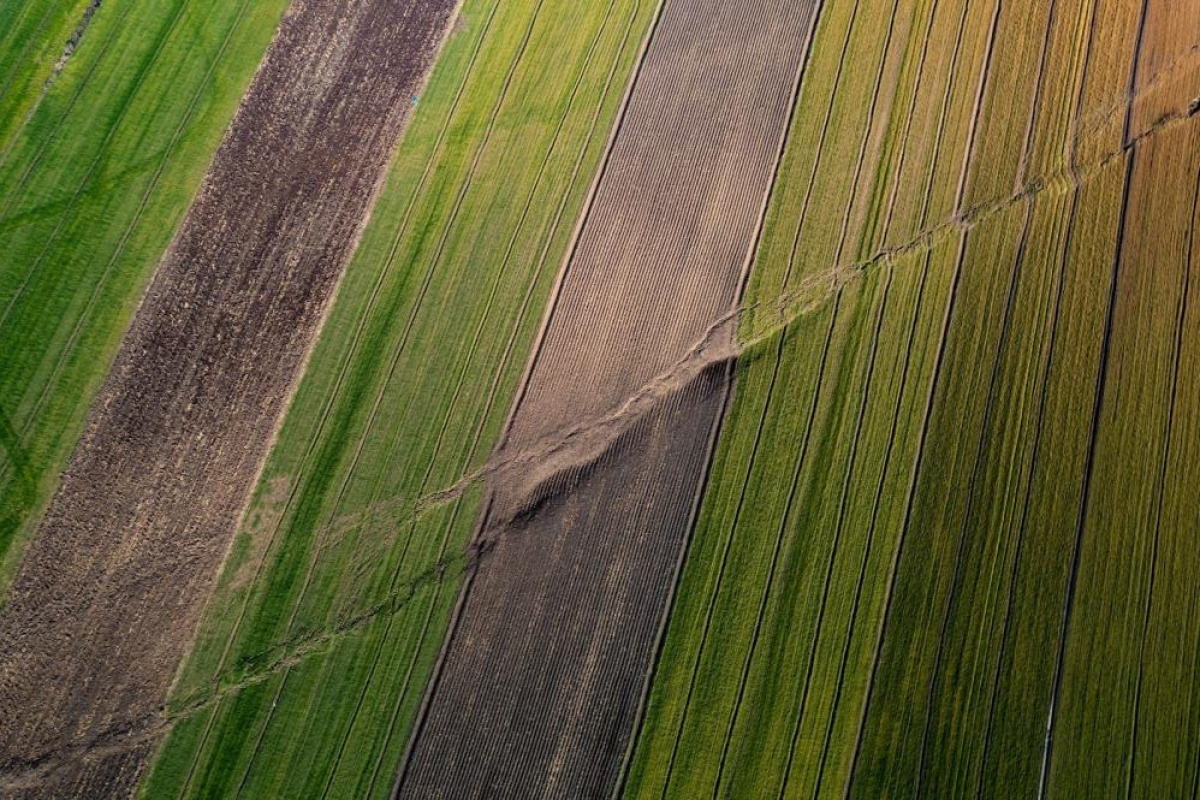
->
[803,245,956,798]
[846,5,1096,796]
[886,4,1071,792]
[735,277,885,800]
[1128,170,1200,800]
[1073,0,1145,168]
[144,0,656,794]
[1046,115,1200,800]
[0,0,95,157]
[880,0,973,247]
[1025,0,1096,184]
[782,0,904,288]
[246,0,555,682]
[736,0,862,339]
[961,0,1056,210]
[906,197,1039,797]
[713,0,909,791]
[849,204,1025,799]
[917,189,1075,799]
[974,153,1128,798]
[844,2,1005,789]
[0,0,291,591]
[850,0,936,261]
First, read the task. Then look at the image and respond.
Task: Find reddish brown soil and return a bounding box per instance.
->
[0,0,457,794]
[398,0,821,796]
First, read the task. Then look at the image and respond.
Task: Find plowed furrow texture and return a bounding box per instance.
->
[0,0,457,794]
[398,0,820,796]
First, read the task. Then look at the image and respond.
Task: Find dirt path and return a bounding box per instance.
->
[398,0,822,796]
[0,0,458,794]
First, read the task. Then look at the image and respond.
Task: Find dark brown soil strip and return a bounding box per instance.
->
[397,0,821,796]
[0,0,458,794]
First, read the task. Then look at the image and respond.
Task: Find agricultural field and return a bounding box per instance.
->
[0,0,294,592]
[400,0,820,794]
[0,0,1198,797]
[626,0,1200,798]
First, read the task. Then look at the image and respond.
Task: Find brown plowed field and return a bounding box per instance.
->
[0,0,457,793]
[398,0,821,795]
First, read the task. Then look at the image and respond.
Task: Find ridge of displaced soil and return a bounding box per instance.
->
[0,0,458,795]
